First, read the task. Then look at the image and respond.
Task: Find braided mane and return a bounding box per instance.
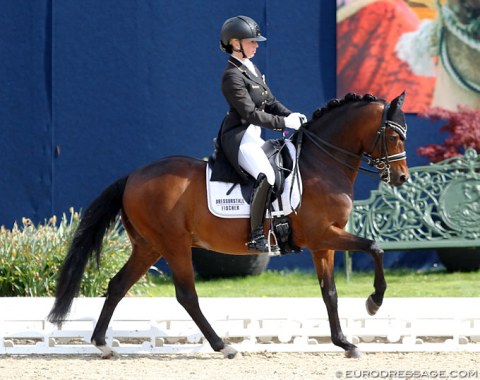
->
[311,93,379,120]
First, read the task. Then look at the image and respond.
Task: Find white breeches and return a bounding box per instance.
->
[238,125,275,186]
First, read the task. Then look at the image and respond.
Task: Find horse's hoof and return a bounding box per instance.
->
[345,348,362,359]
[366,295,381,316]
[220,345,238,359]
[97,344,116,359]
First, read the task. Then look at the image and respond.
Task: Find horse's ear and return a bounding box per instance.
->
[387,91,408,136]
[390,91,406,110]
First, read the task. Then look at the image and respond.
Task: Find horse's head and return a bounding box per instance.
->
[300,92,409,187]
[365,92,409,186]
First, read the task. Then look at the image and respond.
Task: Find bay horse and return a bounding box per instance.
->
[48,92,409,359]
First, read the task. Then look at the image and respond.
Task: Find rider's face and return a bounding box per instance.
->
[241,40,258,58]
[232,39,258,59]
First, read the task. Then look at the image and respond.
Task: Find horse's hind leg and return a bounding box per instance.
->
[91,241,158,358]
[311,249,360,358]
[167,251,237,359]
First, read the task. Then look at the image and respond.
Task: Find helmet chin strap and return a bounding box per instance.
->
[232,40,247,58]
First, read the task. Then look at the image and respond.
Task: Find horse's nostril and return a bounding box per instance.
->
[400,174,409,183]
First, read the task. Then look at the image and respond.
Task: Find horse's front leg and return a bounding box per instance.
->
[364,241,386,316]
[311,249,360,358]
[317,225,387,316]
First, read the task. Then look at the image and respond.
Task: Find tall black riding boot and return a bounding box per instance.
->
[247,173,273,252]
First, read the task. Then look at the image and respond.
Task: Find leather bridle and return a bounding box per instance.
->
[299,103,407,184]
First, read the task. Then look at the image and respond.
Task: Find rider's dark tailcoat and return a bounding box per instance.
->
[210,56,292,184]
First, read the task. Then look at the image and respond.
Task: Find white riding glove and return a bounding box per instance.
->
[284,112,307,130]
[297,113,307,124]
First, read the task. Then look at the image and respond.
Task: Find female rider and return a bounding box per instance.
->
[211,15,306,252]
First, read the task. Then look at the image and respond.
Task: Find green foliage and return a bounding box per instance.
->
[0,209,150,297]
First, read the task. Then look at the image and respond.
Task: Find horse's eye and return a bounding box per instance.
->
[388,135,398,143]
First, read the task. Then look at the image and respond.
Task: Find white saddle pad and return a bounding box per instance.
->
[206,140,302,218]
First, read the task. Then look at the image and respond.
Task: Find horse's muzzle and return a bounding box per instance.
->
[390,171,409,187]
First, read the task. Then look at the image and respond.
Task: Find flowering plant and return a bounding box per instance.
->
[417,107,480,163]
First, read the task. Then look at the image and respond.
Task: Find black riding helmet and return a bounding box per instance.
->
[220,15,267,54]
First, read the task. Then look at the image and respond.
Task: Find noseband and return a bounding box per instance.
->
[300,102,407,184]
[364,116,408,183]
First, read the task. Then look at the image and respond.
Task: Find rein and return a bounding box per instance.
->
[299,103,407,184]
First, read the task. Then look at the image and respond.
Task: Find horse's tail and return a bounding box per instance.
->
[47,176,128,324]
